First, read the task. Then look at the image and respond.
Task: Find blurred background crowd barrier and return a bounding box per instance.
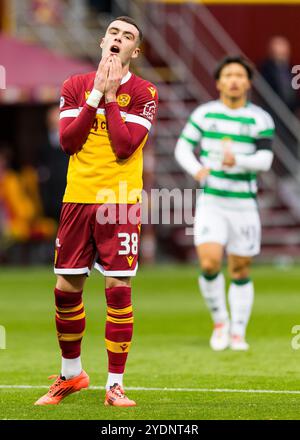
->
[1,0,300,265]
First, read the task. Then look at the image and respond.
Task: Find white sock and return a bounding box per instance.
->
[199,272,229,324]
[61,356,82,380]
[229,279,254,337]
[106,373,123,391]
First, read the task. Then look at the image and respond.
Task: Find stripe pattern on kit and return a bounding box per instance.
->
[105,286,133,374]
[179,100,275,204]
[55,288,86,358]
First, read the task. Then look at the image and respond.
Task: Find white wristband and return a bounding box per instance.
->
[86,89,103,108]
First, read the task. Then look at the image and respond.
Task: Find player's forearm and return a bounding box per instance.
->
[105,102,146,159]
[174,138,203,176]
[60,104,97,155]
[235,150,274,172]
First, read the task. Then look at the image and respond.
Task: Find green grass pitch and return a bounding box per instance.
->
[0,264,300,420]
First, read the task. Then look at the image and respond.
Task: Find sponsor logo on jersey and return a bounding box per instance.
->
[147,86,156,98]
[60,96,65,109]
[126,255,134,267]
[91,117,107,133]
[141,100,157,121]
[117,94,131,107]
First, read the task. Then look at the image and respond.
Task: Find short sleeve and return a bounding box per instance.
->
[59,76,79,115]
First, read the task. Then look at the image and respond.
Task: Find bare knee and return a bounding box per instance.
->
[197,244,223,275]
[56,275,86,292]
[105,276,131,289]
[228,256,252,280]
[200,257,221,275]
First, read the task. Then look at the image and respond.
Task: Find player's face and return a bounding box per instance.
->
[100,20,140,66]
[216,63,251,100]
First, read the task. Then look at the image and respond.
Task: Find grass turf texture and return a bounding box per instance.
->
[0,264,300,420]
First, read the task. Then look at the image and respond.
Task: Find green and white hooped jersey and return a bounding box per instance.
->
[180,100,275,210]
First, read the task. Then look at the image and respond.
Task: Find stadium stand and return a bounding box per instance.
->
[3,0,300,262]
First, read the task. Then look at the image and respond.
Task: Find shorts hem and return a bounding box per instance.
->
[54,267,91,276]
[226,248,260,257]
[94,262,138,277]
[194,238,226,247]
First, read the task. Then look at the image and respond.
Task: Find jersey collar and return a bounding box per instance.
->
[121,71,132,85]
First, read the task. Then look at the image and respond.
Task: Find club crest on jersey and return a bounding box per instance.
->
[240,124,250,136]
[141,100,156,121]
[117,94,131,107]
[147,86,156,98]
[85,91,91,100]
[208,123,218,132]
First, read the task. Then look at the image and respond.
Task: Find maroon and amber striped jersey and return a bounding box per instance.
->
[59,71,158,204]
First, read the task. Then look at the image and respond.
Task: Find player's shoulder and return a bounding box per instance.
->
[130,72,156,89]
[62,71,96,89]
[130,73,158,100]
[190,100,220,119]
[247,102,275,128]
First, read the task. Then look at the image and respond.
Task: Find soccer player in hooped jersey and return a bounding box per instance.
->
[175,56,274,352]
[35,17,158,407]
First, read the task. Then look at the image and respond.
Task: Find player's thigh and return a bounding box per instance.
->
[226,209,261,258]
[196,242,224,274]
[94,204,140,278]
[56,274,87,292]
[194,201,228,248]
[54,203,96,277]
[227,254,252,280]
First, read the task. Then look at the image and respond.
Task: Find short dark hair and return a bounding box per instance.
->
[108,16,143,44]
[214,55,254,80]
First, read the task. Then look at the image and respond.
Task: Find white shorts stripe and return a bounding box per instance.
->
[60,109,80,119]
[94,262,138,277]
[54,267,91,276]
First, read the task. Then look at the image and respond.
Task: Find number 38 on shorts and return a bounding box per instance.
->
[54,203,141,278]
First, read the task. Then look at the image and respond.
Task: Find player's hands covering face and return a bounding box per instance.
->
[94,55,111,94]
[105,55,123,102]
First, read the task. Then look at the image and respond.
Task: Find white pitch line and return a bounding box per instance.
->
[0,385,300,395]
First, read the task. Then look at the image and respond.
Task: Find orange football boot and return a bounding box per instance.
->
[34,370,89,405]
[104,383,136,407]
